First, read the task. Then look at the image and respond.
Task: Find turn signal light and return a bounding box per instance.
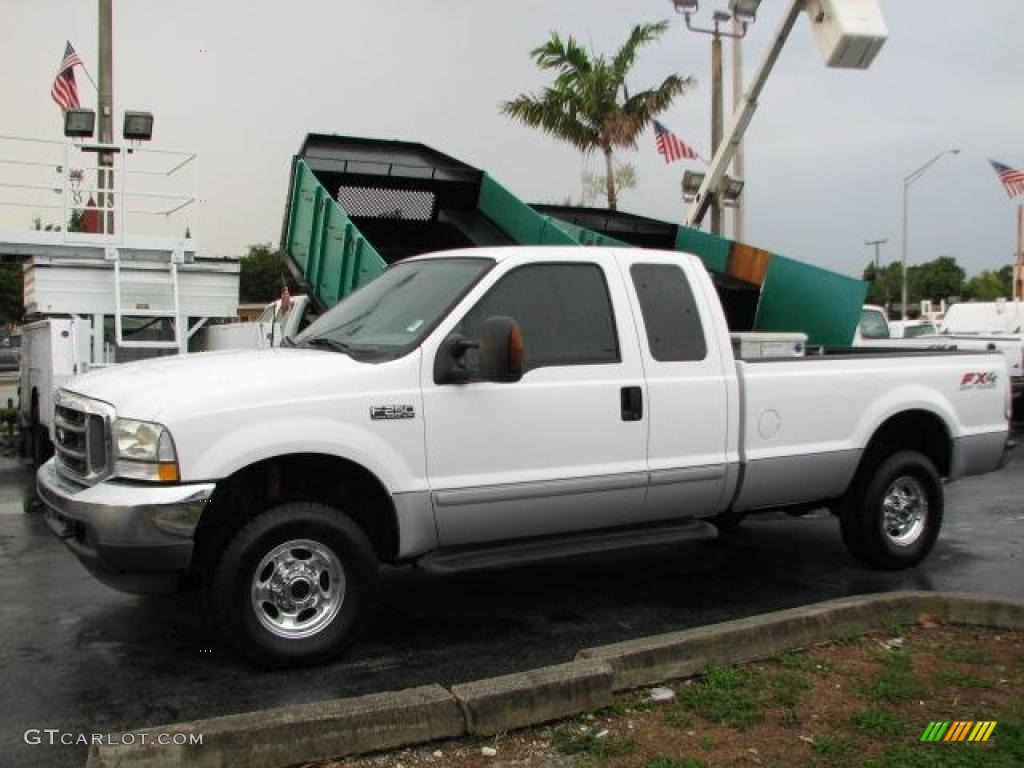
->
[157,462,180,482]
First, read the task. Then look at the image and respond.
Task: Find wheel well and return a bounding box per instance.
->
[191,453,400,579]
[856,410,953,483]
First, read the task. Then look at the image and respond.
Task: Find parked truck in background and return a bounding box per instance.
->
[855,304,1024,407]
[37,247,1013,667]
[200,295,316,351]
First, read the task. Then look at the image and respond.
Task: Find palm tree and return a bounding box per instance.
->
[502,21,693,210]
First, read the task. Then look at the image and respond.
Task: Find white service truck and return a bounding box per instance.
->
[856,304,1024,405]
[37,247,1013,667]
[200,295,315,351]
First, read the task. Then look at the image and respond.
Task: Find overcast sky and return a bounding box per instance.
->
[1,0,1022,278]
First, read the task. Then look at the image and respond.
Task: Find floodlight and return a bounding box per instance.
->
[712,10,732,23]
[682,170,706,200]
[64,109,95,139]
[722,176,745,201]
[729,0,761,23]
[671,0,699,14]
[123,111,154,141]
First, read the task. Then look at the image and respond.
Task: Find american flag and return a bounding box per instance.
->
[653,120,699,163]
[990,160,1024,198]
[51,41,83,111]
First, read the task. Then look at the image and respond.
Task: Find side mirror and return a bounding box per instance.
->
[433,333,477,385]
[479,316,525,383]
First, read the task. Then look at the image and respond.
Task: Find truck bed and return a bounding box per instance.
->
[731,347,1009,513]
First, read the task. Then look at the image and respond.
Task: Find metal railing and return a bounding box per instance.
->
[0,134,198,245]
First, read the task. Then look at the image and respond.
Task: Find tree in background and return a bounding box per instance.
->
[502,21,693,210]
[239,243,298,303]
[582,161,637,206]
[964,265,1013,300]
[862,261,903,306]
[907,256,964,302]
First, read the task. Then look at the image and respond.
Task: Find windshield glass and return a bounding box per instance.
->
[294,257,492,358]
[904,323,935,338]
[859,309,890,340]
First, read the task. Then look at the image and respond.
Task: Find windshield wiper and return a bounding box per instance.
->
[296,337,358,355]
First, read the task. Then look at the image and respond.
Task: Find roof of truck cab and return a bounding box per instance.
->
[403,245,691,264]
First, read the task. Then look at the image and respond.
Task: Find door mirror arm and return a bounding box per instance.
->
[434,334,478,385]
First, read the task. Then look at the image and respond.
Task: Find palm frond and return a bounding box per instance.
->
[611,21,671,84]
[531,32,592,80]
[500,91,600,152]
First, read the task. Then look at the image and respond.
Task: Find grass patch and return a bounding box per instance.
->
[861,653,921,702]
[935,668,997,689]
[853,706,906,738]
[779,651,831,675]
[549,725,636,760]
[675,664,765,731]
[940,647,991,665]
[644,758,705,768]
[811,734,856,766]
[768,669,811,708]
[664,709,694,730]
[881,616,907,636]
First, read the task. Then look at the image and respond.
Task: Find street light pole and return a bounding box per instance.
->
[731,17,745,241]
[711,31,724,234]
[900,148,959,320]
[675,4,752,236]
[98,0,114,234]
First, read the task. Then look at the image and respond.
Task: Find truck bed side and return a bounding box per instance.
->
[732,350,1009,512]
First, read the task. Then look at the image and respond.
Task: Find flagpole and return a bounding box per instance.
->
[77,62,100,94]
[1016,203,1023,301]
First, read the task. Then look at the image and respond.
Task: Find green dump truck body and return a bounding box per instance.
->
[282,134,866,346]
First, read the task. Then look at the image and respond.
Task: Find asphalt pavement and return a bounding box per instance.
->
[1,434,1021,768]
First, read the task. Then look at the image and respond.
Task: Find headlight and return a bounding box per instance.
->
[113,418,179,482]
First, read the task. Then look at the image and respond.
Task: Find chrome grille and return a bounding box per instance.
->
[53,394,113,485]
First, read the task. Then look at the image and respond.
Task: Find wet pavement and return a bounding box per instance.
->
[1,436,1021,768]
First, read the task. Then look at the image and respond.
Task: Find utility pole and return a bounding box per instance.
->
[98,0,114,234]
[865,238,887,269]
[731,18,745,242]
[710,32,724,235]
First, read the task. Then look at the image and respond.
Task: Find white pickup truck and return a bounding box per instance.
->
[37,247,1013,667]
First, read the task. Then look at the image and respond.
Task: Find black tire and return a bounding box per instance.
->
[205,501,379,668]
[709,510,746,534]
[840,449,943,570]
[30,399,52,469]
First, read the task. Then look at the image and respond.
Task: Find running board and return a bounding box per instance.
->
[415,519,717,574]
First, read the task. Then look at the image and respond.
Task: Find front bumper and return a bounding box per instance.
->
[36,459,216,594]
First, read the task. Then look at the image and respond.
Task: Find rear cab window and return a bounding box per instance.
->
[629,263,707,362]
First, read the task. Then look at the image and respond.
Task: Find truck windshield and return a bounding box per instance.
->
[293,257,493,359]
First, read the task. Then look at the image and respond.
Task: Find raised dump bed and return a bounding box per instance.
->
[281,134,575,308]
[535,205,867,347]
[282,134,866,346]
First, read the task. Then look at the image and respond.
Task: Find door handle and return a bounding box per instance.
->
[620,386,643,421]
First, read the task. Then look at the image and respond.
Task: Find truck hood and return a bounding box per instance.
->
[64,348,368,421]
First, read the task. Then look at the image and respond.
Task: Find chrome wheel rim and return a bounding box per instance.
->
[250,539,345,639]
[882,476,928,547]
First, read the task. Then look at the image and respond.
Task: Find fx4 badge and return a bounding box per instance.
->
[960,372,998,390]
[370,404,415,420]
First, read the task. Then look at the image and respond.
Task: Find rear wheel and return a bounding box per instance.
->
[205,501,379,668]
[840,450,943,570]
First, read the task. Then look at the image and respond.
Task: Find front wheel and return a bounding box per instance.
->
[205,501,379,668]
[840,450,943,570]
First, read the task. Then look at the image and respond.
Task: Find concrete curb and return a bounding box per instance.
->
[452,658,614,736]
[577,590,1024,691]
[85,591,1024,768]
[85,684,464,768]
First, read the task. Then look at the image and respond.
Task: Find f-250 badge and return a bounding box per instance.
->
[960,372,998,389]
[370,404,415,420]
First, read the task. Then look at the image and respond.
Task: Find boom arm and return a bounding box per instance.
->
[684,0,804,229]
